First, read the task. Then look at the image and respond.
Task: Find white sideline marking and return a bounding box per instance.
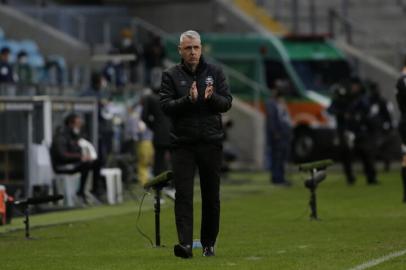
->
[347,249,406,270]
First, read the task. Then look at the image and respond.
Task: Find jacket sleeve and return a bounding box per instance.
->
[207,66,232,113]
[159,70,192,116]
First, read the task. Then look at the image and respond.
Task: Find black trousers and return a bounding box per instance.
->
[339,133,377,184]
[54,159,101,195]
[153,146,170,176]
[171,143,222,248]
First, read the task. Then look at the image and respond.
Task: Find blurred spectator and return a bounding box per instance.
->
[221,116,237,174]
[0,47,16,96]
[141,87,171,176]
[141,87,175,198]
[125,102,154,186]
[329,77,379,185]
[116,28,142,84]
[81,72,109,99]
[265,80,292,186]
[144,35,166,87]
[81,72,114,167]
[347,78,379,185]
[102,56,127,89]
[366,80,396,171]
[0,47,14,84]
[15,51,33,85]
[44,57,64,86]
[328,83,354,183]
[50,113,102,204]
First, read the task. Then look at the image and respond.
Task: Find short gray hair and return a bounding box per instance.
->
[179,30,201,44]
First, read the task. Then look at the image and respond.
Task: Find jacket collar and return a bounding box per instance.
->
[180,55,207,76]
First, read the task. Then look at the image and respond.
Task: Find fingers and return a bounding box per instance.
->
[189,81,214,101]
[189,81,198,103]
[205,85,214,99]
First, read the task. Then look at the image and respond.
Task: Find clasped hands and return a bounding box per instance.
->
[189,81,213,103]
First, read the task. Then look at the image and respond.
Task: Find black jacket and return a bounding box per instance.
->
[50,127,82,168]
[396,74,406,115]
[159,57,232,145]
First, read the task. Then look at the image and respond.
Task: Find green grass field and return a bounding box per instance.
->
[1,167,406,270]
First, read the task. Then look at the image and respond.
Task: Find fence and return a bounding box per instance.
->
[0,96,98,197]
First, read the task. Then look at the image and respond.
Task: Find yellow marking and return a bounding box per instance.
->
[233,0,289,35]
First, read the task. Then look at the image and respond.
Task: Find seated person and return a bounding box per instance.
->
[50,113,101,203]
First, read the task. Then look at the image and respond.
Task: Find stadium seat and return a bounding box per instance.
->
[28,53,45,68]
[54,173,81,208]
[28,144,54,196]
[100,168,123,205]
[19,39,39,54]
[48,54,66,69]
[2,40,21,55]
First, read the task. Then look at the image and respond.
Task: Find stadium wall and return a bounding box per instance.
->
[0,4,90,66]
[122,0,256,33]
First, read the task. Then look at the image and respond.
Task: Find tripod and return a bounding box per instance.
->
[304,169,328,220]
[14,195,64,239]
[299,159,333,221]
[143,170,173,247]
[304,169,321,220]
[153,188,163,247]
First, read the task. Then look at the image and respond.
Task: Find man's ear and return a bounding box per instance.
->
[178,46,181,55]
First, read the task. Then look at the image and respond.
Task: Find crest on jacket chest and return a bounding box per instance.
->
[205,76,214,86]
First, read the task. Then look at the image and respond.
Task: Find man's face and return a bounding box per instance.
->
[0,52,9,62]
[350,83,361,95]
[70,117,83,134]
[178,36,201,67]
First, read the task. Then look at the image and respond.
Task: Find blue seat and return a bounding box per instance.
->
[48,54,66,69]
[0,37,46,68]
[19,39,39,54]
[2,40,21,54]
[0,40,6,50]
[28,53,45,68]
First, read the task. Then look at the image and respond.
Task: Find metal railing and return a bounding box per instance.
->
[328,8,406,67]
[13,5,271,109]
[0,96,98,196]
[131,17,271,109]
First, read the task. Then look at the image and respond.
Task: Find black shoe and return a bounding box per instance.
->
[202,246,215,257]
[174,244,192,259]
